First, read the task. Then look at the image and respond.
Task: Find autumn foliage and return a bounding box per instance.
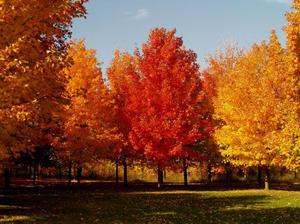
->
[124,28,212,168]
[0,0,87,164]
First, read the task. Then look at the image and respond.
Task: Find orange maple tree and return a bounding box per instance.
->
[0,0,88,187]
[107,50,140,185]
[58,40,122,183]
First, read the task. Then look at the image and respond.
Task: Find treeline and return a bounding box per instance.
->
[0,0,299,190]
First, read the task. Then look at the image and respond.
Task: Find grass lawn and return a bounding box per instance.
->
[1,187,300,224]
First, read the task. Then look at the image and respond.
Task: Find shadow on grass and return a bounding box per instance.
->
[3,177,300,192]
[0,189,300,224]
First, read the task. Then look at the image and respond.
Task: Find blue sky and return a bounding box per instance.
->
[72,0,292,71]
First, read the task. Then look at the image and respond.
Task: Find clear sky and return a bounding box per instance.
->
[72,0,292,71]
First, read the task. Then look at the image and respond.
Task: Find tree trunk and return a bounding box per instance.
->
[243,167,248,182]
[58,165,62,179]
[76,166,82,184]
[123,157,128,187]
[115,159,119,184]
[198,161,202,181]
[207,162,212,184]
[38,163,42,177]
[157,166,164,187]
[280,167,285,176]
[294,170,297,179]
[29,162,32,178]
[258,165,262,186]
[183,158,188,187]
[264,166,271,190]
[4,168,10,189]
[33,160,37,185]
[68,161,72,184]
[225,162,232,185]
[73,164,76,181]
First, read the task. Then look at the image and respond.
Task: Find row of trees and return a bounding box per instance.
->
[0,0,299,190]
[57,29,215,187]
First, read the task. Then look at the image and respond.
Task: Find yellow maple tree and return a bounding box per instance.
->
[283,0,300,170]
[214,32,297,189]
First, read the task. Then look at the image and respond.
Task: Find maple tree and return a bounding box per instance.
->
[58,40,122,183]
[284,0,300,171]
[201,47,244,184]
[214,31,298,189]
[124,28,212,186]
[0,0,88,187]
[107,50,139,186]
[200,70,222,183]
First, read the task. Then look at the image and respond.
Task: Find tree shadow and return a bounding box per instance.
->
[0,189,300,223]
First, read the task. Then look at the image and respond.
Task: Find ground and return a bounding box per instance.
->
[1,183,300,224]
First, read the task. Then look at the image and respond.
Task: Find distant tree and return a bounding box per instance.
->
[107,50,139,186]
[58,40,122,184]
[200,70,222,183]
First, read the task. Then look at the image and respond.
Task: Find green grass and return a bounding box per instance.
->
[1,188,300,224]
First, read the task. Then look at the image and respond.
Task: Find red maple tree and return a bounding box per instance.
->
[125,28,212,185]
